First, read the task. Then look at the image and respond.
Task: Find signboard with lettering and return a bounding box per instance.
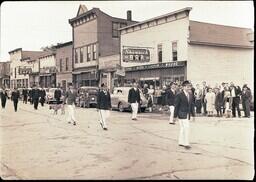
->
[123,48,150,62]
[125,61,186,72]
[18,67,32,75]
[40,67,57,74]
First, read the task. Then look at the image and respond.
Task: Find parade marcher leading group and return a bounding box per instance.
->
[64,84,78,125]
[97,83,112,130]
[128,81,141,120]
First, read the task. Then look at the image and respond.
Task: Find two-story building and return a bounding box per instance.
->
[119,7,254,89]
[69,5,136,89]
[0,61,10,88]
[9,48,46,89]
[55,41,73,91]
[38,51,57,88]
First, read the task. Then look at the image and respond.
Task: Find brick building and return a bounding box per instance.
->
[69,5,136,89]
[0,61,10,88]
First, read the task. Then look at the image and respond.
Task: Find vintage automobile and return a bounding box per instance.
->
[76,86,98,108]
[111,87,148,112]
[46,88,64,104]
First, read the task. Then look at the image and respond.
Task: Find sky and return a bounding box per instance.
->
[0,1,254,62]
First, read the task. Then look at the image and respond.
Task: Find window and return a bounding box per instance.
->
[65,58,69,71]
[112,22,119,37]
[87,45,91,61]
[59,58,62,72]
[75,49,78,63]
[92,44,97,60]
[157,44,162,63]
[80,47,84,63]
[172,42,177,61]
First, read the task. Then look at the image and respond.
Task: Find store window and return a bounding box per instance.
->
[157,44,162,63]
[172,42,178,61]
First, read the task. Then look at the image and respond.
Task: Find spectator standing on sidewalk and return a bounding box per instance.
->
[205,87,215,117]
[159,85,167,111]
[194,84,203,115]
[166,82,176,124]
[11,87,20,112]
[230,83,241,118]
[142,83,149,100]
[128,81,141,120]
[97,83,112,130]
[202,81,208,116]
[147,85,155,112]
[174,80,195,150]
[241,85,251,118]
[215,87,224,117]
[64,84,78,125]
[1,87,8,109]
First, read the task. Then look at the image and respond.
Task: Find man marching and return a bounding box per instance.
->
[64,84,78,125]
[97,83,112,130]
[174,80,195,150]
[128,81,141,120]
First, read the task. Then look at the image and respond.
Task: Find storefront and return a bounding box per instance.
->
[72,66,98,88]
[124,61,187,88]
[39,67,57,88]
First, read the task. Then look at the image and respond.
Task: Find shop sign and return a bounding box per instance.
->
[123,48,150,62]
[18,67,32,75]
[125,61,186,71]
[40,67,57,74]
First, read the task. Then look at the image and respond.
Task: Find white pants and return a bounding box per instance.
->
[178,118,190,146]
[99,109,110,128]
[169,106,175,123]
[67,104,76,122]
[131,103,138,119]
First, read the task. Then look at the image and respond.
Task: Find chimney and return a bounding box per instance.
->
[127,10,132,21]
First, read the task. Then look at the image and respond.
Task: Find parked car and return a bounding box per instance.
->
[46,88,64,104]
[111,87,148,112]
[76,86,98,108]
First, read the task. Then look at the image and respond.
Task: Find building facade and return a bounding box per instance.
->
[55,41,73,91]
[120,7,254,89]
[69,5,136,89]
[39,52,57,88]
[0,61,10,88]
[9,48,46,89]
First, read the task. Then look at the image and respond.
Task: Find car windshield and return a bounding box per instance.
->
[80,87,98,94]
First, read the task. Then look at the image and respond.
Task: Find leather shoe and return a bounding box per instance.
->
[169,122,175,125]
[184,146,191,150]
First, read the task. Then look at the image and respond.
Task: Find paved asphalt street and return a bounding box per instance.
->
[0,101,254,180]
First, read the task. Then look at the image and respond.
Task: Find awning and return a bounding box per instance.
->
[39,74,52,76]
[139,77,160,81]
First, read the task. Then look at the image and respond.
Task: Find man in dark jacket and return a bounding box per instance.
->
[97,83,111,130]
[1,88,8,109]
[166,82,177,124]
[22,87,28,104]
[128,81,141,120]
[230,84,241,117]
[32,85,40,110]
[241,85,251,118]
[174,80,195,150]
[64,84,78,125]
[54,86,62,104]
[39,87,46,107]
[11,88,20,112]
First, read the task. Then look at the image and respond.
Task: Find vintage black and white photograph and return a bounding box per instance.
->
[0,0,254,180]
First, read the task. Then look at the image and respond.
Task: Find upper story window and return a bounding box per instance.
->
[80,47,84,63]
[157,44,162,63]
[75,49,78,63]
[112,22,127,38]
[59,58,62,72]
[92,44,97,60]
[172,42,178,61]
[65,58,69,71]
[87,45,91,62]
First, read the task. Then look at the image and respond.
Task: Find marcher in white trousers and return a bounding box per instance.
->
[131,102,138,119]
[99,109,110,129]
[178,117,190,146]
[67,104,76,123]
[169,105,175,124]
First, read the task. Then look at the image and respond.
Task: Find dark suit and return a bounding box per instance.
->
[166,89,176,106]
[22,89,28,104]
[54,89,62,104]
[174,90,195,120]
[40,89,46,106]
[97,90,111,110]
[32,88,40,110]
[11,90,20,112]
[1,91,8,108]
[230,86,241,117]
[128,88,141,104]
[241,89,251,117]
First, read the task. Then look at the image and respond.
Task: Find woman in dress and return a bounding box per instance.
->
[205,87,215,117]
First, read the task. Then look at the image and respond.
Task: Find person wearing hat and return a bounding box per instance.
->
[166,82,177,124]
[215,87,223,117]
[128,81,141,120]
[97,83,112,130]
[241,85,251,118]
[64,83,78,125]
[174,80,195,149]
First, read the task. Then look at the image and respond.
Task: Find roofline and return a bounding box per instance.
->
[54,41,73,49]
[8,48,22,54]
[188,40,254,49]
[189,20,253,31]
[119,7,192,31]
[38,53,56,59]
